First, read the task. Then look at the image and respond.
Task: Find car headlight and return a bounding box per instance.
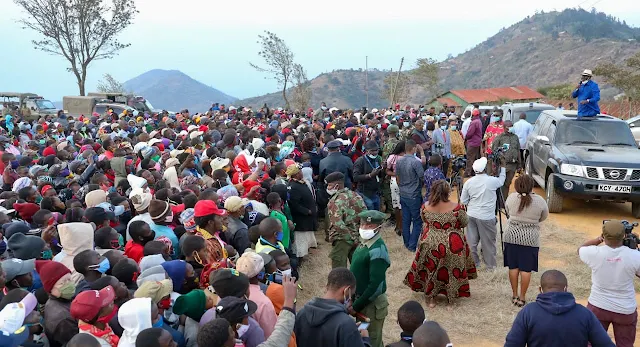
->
[560,164,584,177]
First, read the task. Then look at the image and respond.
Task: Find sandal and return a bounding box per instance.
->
[511,297,518,305]
[515,299,526,307]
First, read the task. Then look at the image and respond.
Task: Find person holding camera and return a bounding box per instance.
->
[491,120,521,198]
[431,119,452,178]
[461,156,506,270]
[353,141,384,211]
[578,220,640,347]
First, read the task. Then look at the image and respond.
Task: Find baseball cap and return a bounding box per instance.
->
[224,197,250,213]
[472,109,480,116]
[194,200,227,218]
[0,292,37,334]
[0,327,29,347]
[210,268,250,298]
[603,220,625,241]
[0,259,36,282]
[215,296,257,323]
[84,206,116,224]
[236,251,264,278]
[134,279,173,303]
[96,202,125,217]
[70,285,115,322]
[326,140,342,149]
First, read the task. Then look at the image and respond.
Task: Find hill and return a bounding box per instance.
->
[237,8,640,109]
[123,69,237,112]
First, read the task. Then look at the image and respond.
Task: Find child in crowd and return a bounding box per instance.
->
[387,300,426,347]
[266,192,292,250]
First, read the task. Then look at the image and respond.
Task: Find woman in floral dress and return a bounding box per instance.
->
[404,180,477,308]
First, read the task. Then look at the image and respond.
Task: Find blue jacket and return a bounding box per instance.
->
[571,80,601,117]
[505,292,614,347]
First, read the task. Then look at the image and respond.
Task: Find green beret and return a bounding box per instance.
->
[173,289,206,321]
[387,124,399,134]
[358,210,387,225]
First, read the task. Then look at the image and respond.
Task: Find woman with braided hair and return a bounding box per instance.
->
[404,180,477,308]
[503,174,548,307]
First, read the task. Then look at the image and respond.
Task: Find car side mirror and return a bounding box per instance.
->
[536,135,550,143]
[31,107,36,111]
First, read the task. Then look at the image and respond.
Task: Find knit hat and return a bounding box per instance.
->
[12,177,33,193]
[128,174,148,189]
[179,208,196,231]
[210,268,250,298]
[285,164,300,178]
[134,279,173,303]
[38,261,71,293]
[85,190,108,208]
[7,233,45,260]
[173,289,207,321]
[136,265,167,287]
[139,254,166,272]
[603,220,625,241]
[4,223,31,239]
[130,188,152,212]
[148,200,171,222]
[235,251,264,278]
[161,260,187,292]
[42,146,56,157]
[12,203,40,223]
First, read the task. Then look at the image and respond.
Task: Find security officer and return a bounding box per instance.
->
[349,210,390,347]
[326,172,367,268]
[319,140,354,189]
[491,120,521,197]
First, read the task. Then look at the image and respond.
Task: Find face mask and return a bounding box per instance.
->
[276,231,283,242]
[179,276,200,294]
[120,211,132,224]
[96,305,118,323]
[376,124,381,129]
[152,317,164,328]
[81,127,86,132]
[256,271,266,281]
[35,195,43,204]
[321,106,327,111]
[327,188,338,196]
[440,125,447,130]
[164,214,173,223]
[359,226,381,240]
[58,282,76,300]
[236,323,250,337]
[509,128,516,134]
[490,116,499,123]
[89,258,111,274]
[324,117,330,122]
[403,122,410,127]
[450,126,457,131]
[41,249,53,260]
[279,268,292,277]
[581,80,588,85]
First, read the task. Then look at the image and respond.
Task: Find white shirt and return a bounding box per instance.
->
[512,119,534,148]
[579,245,640,315]
[461,117,472,138]
[460,169,506,220]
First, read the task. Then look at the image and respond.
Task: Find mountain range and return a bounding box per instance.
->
[121,8,640,112]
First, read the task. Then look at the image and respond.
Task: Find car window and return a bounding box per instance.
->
[533,114,546,132]
[538,117,552,136]
[94,106,107,115]
[547,121,557,142]
[111,107,125,114]
[556,121,636,146]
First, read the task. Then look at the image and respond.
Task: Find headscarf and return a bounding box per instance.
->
[161,260,187,292]
[276,141,295,161]
[118,298,153,347]
[12,177,33,192]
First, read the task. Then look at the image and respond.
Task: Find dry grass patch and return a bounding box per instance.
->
[296,217,596,346]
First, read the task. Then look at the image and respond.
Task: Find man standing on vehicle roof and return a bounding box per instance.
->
[572,69,600,119]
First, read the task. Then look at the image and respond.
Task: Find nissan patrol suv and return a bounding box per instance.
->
[524,110,640,217]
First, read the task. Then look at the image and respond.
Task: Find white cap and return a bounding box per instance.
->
[472,157,488,173]
[582,69,593,76]
[371,108,379,113]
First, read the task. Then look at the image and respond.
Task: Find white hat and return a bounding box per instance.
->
[178,130,188,137]
[582,69,593,76]
[251,138,265,150]
[149,130,159,138]
[0,292,37,333]
[133,142,148,154]
[229,106,237,111]
[371,108,379,113]
[148,138,162,146]
[189,131,203,140]
[187,125,198,132]
[211,158,230,171]
[329,107,338,112]
[170,149,185,158]
[472,157,488,173]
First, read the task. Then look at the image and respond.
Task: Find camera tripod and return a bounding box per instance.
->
[490,157,510,253]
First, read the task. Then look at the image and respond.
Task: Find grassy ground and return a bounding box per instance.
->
[296,218,594,347]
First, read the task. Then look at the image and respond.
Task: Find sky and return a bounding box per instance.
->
[1,0,639,102]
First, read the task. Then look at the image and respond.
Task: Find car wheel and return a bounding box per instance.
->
[632,202,640,219]
[546,174,563,213]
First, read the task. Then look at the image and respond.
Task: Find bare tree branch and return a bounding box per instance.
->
[250,31,296,109]
[595,52,640,101]
[290,64,312,111]
[14,0,137,95]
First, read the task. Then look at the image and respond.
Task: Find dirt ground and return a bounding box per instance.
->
[295,186,640,346]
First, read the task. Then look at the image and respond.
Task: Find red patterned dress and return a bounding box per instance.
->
[404,204,477,301]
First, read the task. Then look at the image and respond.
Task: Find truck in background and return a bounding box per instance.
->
[62,96,136,119]
[87,92,162,114]
[0,92,58,121]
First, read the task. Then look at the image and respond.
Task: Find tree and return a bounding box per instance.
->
[96,73,126,93]
[383,72,410,106]
[537,84,574,99]
[14,0,137,96]
[594,52,640,101]
[412,58,440,98]
[290,64,312,112]
[250,31,295,109]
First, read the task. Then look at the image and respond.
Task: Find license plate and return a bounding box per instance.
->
[598,184,632,193]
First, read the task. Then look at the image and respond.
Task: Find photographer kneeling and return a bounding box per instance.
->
[578,220,640,347]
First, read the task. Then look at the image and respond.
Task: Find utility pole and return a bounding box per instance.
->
[391,57,404,107]
[365,56,369,111]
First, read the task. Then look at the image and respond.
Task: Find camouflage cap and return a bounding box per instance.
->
[387,124,399,134]
[358,210,387,225]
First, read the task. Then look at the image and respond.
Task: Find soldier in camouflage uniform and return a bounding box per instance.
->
[400,118,414,141]
[381,124,400,216]
[325,171,367,269]
[491,120,521,198]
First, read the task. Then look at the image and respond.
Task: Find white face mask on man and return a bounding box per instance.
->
[359,225,381,240]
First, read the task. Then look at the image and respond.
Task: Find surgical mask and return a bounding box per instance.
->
[326,187,338,196]
[359,228,377,240]
[279,268,292,277]
[403,122,410,127]
[490,116,500,123]
[276,231,283,242]
[117,234,125,250]
[152,318,164,328]
[89,258,111,274]
[58,282,76,300]
[440,125,447,130]
[324,117,330,122]
[450,126,457,131]
[367,154,377,160]
[581,80,588,85]
[120,211,132,224]
[236,324,250,337]
[41,249,53,260]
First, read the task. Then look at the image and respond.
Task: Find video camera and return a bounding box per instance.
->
[451,156,467,172]
[603,220,640,250]
[489,146,505,163]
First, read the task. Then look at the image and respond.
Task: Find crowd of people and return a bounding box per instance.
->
[0,69,635,347]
